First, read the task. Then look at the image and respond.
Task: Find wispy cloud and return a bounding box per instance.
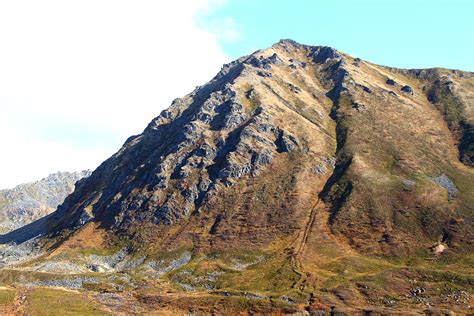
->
[0,0,230,189]
[202,16,242,43]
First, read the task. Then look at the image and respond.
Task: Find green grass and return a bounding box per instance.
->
[26,287,108,316]
[78,245,122,257]
[0,288,16,305]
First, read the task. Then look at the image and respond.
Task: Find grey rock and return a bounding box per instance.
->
[182,186,198,203]
[352,102,366,112]
[402,179,415,191]
[288,83,301,93]
[0,170,91,233]
[147,251,192,276]
[251,150,273,176]
[268,53,283,64]
[432,174,458,199]
[29,276,99,289]
[311,157,336,175]
[198,178,212,192]
[402,179,415,190]
[401,85,413,94]
[154,203,181,225]
[310,46,341,64]
[0,238,42,268]
[219,163,252,180]
[256,122,277,134]
[222,103,247,129]
[77,209,93,226]
[89,248,128,268]
[312,164,327,175]
[257,71,272,78]
[386,79,396,86]
[275,131,299,152]
[248,53,283,70]
[362,86,372,93]
[35,260,84,273]
[195,143,216,160]
[245,88,255,99]
[160,109,173,119]
[196,112,213,124]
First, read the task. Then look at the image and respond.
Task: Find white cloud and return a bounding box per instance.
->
[0,0,234,189]
[202,16,242,43]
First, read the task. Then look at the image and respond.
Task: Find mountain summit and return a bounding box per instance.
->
[1,40,473,314]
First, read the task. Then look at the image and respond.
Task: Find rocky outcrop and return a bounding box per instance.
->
[0,170,91,233]
[46,50,307,233]
[401,85,413,94]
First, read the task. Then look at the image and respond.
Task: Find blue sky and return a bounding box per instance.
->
[206,0,474,71]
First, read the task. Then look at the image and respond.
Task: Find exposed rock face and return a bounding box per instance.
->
[0,170,91,233]
[24,40,474,259]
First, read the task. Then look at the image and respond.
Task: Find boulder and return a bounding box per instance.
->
[352,102,366,112]
[275,131,299,152]
[401,85,413,94]
[257,71,272,78]
[288,83,301,93]
[432,174,458,199]
[362,86,372,93]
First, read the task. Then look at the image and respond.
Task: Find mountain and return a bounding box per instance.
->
[0,170,91,233]
[0,40,472,314]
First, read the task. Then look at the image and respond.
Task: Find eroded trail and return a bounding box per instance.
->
[289,196,323,290]
[13,287,27,315]
[296,198,321,256]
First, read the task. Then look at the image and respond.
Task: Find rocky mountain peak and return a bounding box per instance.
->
[17,40,474,258]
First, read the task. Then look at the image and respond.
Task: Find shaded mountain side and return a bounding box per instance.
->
[0,171,91,233]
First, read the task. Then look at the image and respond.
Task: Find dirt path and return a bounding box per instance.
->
[289,196,322,290]
[296,198,321,256]
[13,287,27,315]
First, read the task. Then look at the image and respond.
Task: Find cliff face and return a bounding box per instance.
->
[0,170,90,233]
[2,40,473,314]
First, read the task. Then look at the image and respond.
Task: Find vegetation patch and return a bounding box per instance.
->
[0,287,16,305]
[26,287,108,315]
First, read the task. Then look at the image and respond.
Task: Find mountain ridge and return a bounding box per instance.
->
[0,170,91,233]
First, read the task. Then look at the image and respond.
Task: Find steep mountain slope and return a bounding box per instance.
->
[0,171,91,233]
[1,40,473,314]
[48,40,473,255]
